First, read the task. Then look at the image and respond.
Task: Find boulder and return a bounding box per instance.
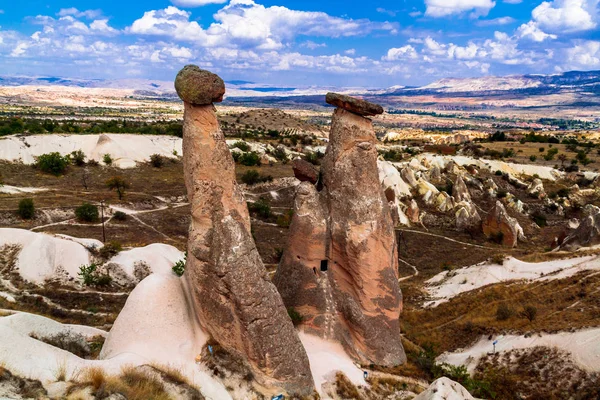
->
[561,211,600,250]
[293,158,319,184]
[175,65,225,105]
[414,378,476,400]
[436,192,455,213]
[378,160,412,200]
[527,178,545,199]
[452,175,471,203]
[484,178,498,197]
[178,66,314,395]
[325,92,384,117]
[455,201,481,232]
[429,165,442,182]
[507,174,528,189]
[583,204,600,216]
[483,201,524,247]
[407,200,420,224]
[401,167,418,188]
[275,102,406,368]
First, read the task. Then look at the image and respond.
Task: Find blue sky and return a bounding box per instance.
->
[1,0,599,87]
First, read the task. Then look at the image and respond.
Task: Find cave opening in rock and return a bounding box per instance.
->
[320,260,329,272]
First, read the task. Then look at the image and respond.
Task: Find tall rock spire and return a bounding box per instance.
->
[274,93,407,367]
[176,65,314,395]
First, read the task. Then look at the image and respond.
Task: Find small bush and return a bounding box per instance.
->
[103,153,113,165]
[248,198,271,219]
[18,198,35,219]
[239,152,261,166]
[287,307,303,326]
[78,263,110,287]
[71,150,86,166]
[496,303,514,321]
[532,211,547,227]
[271,147,289,163]
[87,159,99,167]
[99,241,122,259]
[521,305,538,322]
[75,203,99,222]
[240,170,272,185]
[35,152,70,175]
[113,211,127,221]
[232,141,251,152]
[495,170,503,176]
[491,254,505,265]
[497,190,508,199]
[172,253,186,277]
[276,210,294,228]
[149,154,164,168]
[305,151,323,166]
[529,155,537,162]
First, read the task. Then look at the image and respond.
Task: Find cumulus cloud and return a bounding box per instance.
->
[476,16,515,26]
[129,1,398,50]
[531,0,598,32]
[300,40,327,50]
[383,45,418,60]
[563,40,600,68]
[517,21,557,41]
[425,0,496,18]
[57,8,102,19]
[171,0,228,6]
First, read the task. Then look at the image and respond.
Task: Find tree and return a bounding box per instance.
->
[149,154,164,168]
[558,153,567,167]
[106,176,129,200]
[18,198,35,219]
[75,203,99,222]
[35,152,70,176]
[70,150,86,166]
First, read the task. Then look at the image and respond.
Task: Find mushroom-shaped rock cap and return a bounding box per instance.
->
[175,65,226,105]
[326,92,384,117]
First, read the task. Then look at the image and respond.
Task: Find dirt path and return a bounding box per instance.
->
[399,228,494,250]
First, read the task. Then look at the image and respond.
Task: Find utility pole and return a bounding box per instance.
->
[100,200,106,243]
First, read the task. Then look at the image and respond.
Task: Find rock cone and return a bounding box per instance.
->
[177,66,314,395]
[483,201,524,247]
[274,102,406,367]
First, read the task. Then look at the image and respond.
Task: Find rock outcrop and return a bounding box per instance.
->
[293,158,319,184]
[483,201,525,247]
[561,210,600,250]
[407,200,420,224]
[455,201,481,232]
[452,175,471,203]
[527,178,545,199]
[325,92,384,116]
[414,378,476,400]
[274,95,406,367]
[176,66,314,395]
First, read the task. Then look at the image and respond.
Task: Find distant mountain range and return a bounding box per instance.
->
[3,70,600,106]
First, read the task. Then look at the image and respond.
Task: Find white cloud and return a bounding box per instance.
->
[345,48,356,55]
[171,0,228,6]
[531,0,597,33]
[376,7,397,17]
[57,8,102,19]
[129,1,398,50]
[517,21,557,41]
[563,40,600,68]
[503,0,522,3]
[476,16,515,26]
[383,45,418,60]
[90,20,119,36]
[300,40,326,49]
[425,0,496,18]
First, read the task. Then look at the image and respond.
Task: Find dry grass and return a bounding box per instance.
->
[149,363,190,386]
[78,365,173,400]
[54,359,68,382]
[402,270,600,354]
[335,372,361,400]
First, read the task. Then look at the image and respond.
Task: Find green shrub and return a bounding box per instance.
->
[240,170,272,185]
[248,198,271,219]
[78,263,111,287]
[232,141,251,152]
[532,211,547,227]
[495,170,503,176]
[529,155,537,162]
[70,150,86,166]
[75,203,99,223]
[172,253,186,277]
[496,303,514,321]
[149,154,164,168]
[305,151,322,166]
[35,152,70,176]
[18,198,35,219]
[99,241,122,259]
[113,211,127,221]
[276,210,294,228]
[103,154,113,165]
[287,307,303,326]
[106,176,129,200]
[239,152,261,166]
[271,147,289,163]
[497,190,508,199]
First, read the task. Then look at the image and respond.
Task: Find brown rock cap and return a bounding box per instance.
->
[325,92,384,117]
[175,65,226,105]
[292,158,319,184]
